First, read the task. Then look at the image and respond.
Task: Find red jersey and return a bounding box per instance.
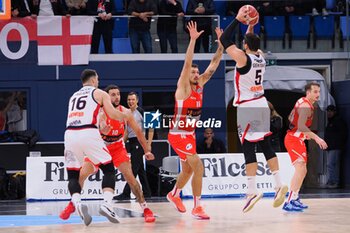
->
[287,97,314,140]
[170,85,203,133]
[101,105,125,143]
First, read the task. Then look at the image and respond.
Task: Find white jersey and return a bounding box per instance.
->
[233,53,266,106]
[66,86,100,129]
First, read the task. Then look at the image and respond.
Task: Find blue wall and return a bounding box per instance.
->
[0,60,226,142]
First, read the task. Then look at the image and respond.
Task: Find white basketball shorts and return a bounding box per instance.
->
[237,97,272,144]
[64,128,112,170]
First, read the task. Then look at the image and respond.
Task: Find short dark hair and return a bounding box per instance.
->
[80,69,97,83]
[128,91,139,100]
[243,33,260,52]
[192,64,199,69]
[104,84,120,93]
[305,82,320,92]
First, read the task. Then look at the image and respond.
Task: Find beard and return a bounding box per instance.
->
[112,102,119,107]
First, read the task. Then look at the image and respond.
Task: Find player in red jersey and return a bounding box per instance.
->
[166,21,224,220]
[60,85,156,223]
[283,82,328,212]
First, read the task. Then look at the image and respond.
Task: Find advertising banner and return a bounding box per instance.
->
[182,153,294,197]
[26,157,127,200]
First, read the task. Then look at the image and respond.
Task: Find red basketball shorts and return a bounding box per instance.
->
[284,133,308,164]
[168,133,196,161]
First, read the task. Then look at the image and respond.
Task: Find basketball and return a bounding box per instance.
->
[239,5,259,26]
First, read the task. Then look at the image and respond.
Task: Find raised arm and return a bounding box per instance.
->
[176,21,203,99]
[199,27,224,86]
[219,8,249,68]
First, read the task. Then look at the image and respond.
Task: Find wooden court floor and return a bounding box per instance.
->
[0,197,349,233]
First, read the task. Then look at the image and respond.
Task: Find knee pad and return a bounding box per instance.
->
[258,137,277,161]
[242,140,257,164]
[67,170,81,195]
[100,162,116,190]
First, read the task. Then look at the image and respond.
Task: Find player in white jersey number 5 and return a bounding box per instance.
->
[220,8,288,213]
[64,69,128,226]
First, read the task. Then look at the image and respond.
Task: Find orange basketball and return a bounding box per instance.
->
[239,5,259,26]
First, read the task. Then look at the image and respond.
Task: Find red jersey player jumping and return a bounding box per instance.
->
[166,21,224,220]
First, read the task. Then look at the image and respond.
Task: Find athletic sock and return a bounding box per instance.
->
[272,170,282,189]
[171,186,182,197]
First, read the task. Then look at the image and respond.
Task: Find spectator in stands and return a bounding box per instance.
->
[6,92,27,132]
[157,0,184,53]
[186,0,215,53]
[197,128,226,154]
[279,0,306,15]
[335,0,347,15]
[268,101,283,152]
[226,1,245,16]
[87,0,115,54]
[257,1,277,17]
[31,0,68,16]
[311,0,328,16]
[11,0,32,17]
[65,0,87,15]
[0,92,17,131]
[128,0,157,53]
[324,105,347,188]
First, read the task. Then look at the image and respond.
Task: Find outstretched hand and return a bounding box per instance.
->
[187,21,204,40]
[215,27,223,45]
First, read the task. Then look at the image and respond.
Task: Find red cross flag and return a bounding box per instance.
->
[37,16,94,65]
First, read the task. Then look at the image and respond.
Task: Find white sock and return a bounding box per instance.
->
[287,190,299,203]
[194,196,201,208]
[171,186,182,197]
[272,170,282,189]
[140,202,148,210]
[247,176,257,195]
[103,191,114,204]
[71,193,81,206]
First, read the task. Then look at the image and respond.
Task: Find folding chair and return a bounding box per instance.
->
[263,16,286,49]
[288,15,311,48]
[158,156,180,196]
[339,16,350,48]
[313,15,335,48]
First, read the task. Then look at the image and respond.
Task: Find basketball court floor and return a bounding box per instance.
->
[1,192,349,233]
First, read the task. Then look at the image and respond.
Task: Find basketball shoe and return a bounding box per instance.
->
[273,185,288,207]
[192,206,210,220]
[99,203,120,223]
[76,203,92,226]
[242,193,263,213]
[166,192,186,213]
[143,208,156,223]
[59,201,75,220]
[291,198,308,209]
[282,201,303,212]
